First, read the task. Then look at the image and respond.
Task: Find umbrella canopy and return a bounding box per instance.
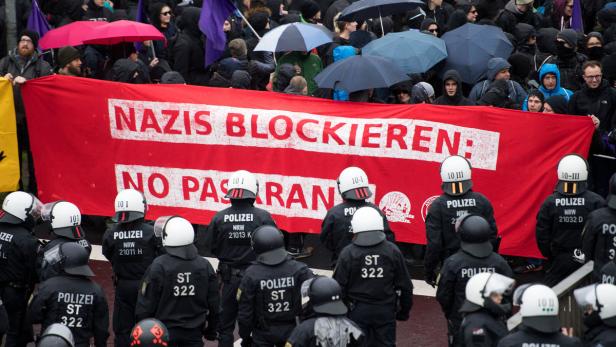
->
[362,30,447,74]
[82,20,165,45]
[39,21,107,50]
[441,23,513,84]
[338,0,423,21]
[254,22,333,52]
[314,55,409,93]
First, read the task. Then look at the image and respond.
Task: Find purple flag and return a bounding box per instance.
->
[27,0,51,42]
[136,0,146,23]
[571,0,583,32]
[200,0,235,66]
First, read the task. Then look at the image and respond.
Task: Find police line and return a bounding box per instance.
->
[22,75,594,258]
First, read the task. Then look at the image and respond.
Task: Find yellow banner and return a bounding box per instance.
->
[0,78,20,192]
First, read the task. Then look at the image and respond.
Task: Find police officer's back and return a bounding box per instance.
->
[320,167,394,266]
[102,189,163,347]
[600,261,616,284]
[459,273,515,347]
[436,215,513,347]
[537,155,605,286]
[28,242,109,347]
[238,225,313,346]
[286,277,365,347]
[333,206,412,347]
[0,191,43,347]
[136,216,219,347]
[583,173,616,280]
[497,284,581,347]
[205,170,276,347]
[36,323,75,347]
[38,201,92,281]
[574,283,616,347]
[425,155,498,287]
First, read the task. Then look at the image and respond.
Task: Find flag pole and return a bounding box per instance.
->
[226,0,262,40]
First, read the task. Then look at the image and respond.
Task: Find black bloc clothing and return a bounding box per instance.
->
[286,316,366,347]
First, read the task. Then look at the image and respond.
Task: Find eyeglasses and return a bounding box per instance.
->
[584,74,602,80]
[429,29,438,33]
[161,11,172,16]
[19,38,32,43]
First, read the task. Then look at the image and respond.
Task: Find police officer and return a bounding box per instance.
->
[600,261,616,284]
[102,189,164,347]
[37,323,75,347]
[0,297,8,343]
[285,277,365,347]
[238,225,313,346]
[0,191,42,347]
[436,214,513,347]
[425,155,498,287]
[537,154,605,286]
[583,173,616,280]
[459,273,515,347]
[136,216,219,347]
[320,167,395,266]
[206,170,276,347]
[574,283,616,346]
[38,201,92,281]
[497,284,581,347]
[28,242,110,347]
[129,318,169,347]
[333,206,412,347]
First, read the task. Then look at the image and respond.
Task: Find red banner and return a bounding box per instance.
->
[22,75,594,258]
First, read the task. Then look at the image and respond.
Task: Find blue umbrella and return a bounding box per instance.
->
[253,23,333,52]
[362,30,447,74]
[441,23,513,84]
[339,0,423,34]
[314,55,409,93]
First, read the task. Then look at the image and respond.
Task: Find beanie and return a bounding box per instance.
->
[248,11,270,32]
[557,29,578,48]
[300,0,320,21]
[515,0,533,5]
[19,29,39,48]
[57,46,81,68]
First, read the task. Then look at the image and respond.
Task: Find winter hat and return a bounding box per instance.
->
[161,71,186,84]
[411,81,435,103]
[300,0,320,20]
[515,0,533,5]
[508,53,532,81]
[57,46,81,68]
[486,57,512,81]
[557,29,578,48]
[545,95,569,114]
[19,29,39,48]
[587,32,604,45]
[248,10,270,32]
[231,70,252,89]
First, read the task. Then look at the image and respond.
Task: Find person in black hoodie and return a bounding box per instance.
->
[543,95,568,113]
[170,6,210,85]
[111,58,150,83]
[149,3,177,62]
[495,0,540,35]
[544,29,587,91]
[82,0,112,21]
[434,70,474,105]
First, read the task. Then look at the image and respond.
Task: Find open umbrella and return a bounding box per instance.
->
[39,21,107,50]
[314,55,409,93]
[339,0,423,34]
[82,20,165,45]
[253,22,333,52]
[441,23,513,84]
[362,30,447,74]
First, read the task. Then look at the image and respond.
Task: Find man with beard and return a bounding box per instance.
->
[56,46,82,77]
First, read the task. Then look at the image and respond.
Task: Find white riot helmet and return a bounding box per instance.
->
[440,155,472,196]
[350,206,385,246]
[574,284,616,327]
[113,189,147,223]
[337,167,372,200]
[514,284,560,333]
[41,201,84,240]
[0,191,43,225]
[556,154,588,195]
[37,323,75,347]
[462,273,515,309]
[225,170,259,200]
[154,216,197,258]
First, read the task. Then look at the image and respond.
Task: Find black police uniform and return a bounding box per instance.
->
[207,199,276,347]
[320,200,395,266]
[333,233,412,347]
[496,325,582,347]
[0,298,8,343]
[38,236,92,281]
[285,316,365,347]
[425,190,497,283]
[583,321,616,347]
[436,251,512,346]
[0,221,39,347]
[135,245,220,347]
[582,207,616,280]
[599,261,616,284]
[102,221,163,347]
[458,303,509,347]
[536,190,605,286]
[238,257,313,346]
[28,274,110,347]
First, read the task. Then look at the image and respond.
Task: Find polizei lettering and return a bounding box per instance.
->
[446,199,477,209]
[223,214,254,223]
[57,292,94,305]
[113,230,143,239]
[260,277,295,290]
[460,267,495,279]
[0,232,14,242]
[554,198,585,207]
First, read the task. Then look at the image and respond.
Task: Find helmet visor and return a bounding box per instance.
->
[28,195,43,221]
[153,216,174,239]
[573,284,597,311]
[513,284,533,306]
[483,273,515,297]
[41,202,58,222]
[301,278,316,309]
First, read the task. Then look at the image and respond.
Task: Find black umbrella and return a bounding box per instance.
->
[314,55,409,93]
[339,0,423,35]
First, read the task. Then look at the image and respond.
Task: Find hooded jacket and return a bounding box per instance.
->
[543,29,587,91]
[537,63,573,100]
[496,0,541,35]
[434,70,474,106]
[171,7,210,86]
[468,57,528,106]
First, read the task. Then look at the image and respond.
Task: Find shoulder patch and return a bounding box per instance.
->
[141,281,148,296]
[236,288,242,301]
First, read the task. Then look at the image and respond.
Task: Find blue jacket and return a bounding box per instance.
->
[538,63,573,100]
[333,46,356,101]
